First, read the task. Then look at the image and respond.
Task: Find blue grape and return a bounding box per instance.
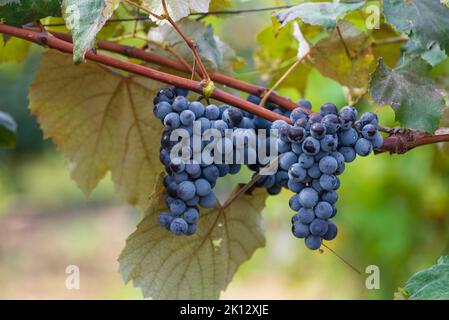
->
[359,112,378,126]
[310,219,329,236]
[314,201,333,219]
[170,218,188,235]
[288,126,306,143]
[158,212,173,229]
[362,124,377,140]
[202,165,219,182]
[299,153,315,169]
[180,110,196,125]
[322,221,338,241]
[174,87,189,97]
[298,99,312,110]
[172,96,189,112]
[174,172,188,183]
[189,101,205,118]
[169,199,186,215]
[275,171,289,187]
[355,138,372,156]
[279,152,298,171]
[372,132,384,148]
[298,208,315,224]
[267,184,282,195]
[184,207,199,224]
[320,174,339,191]
[290,108,308,123]
[307,164,322,179]
[289,163,307,182]
[319,156,338,174]
[185,162,201,177]
[310,122,326,139]
[177,181,196,201]
[185,223,197,236]
[305,235,322,250]
[320,135,338,152]
[288,179,305,193]
[298,188,319,208]
[339,128,358,147]
[167,181,178,197]
[164,112,180,129]
[195,179,212,197]
[311,178,323,193]
[205,105,220,120]
[186,196,199,206]
[289,194,302,211]
[247,94,261,105]
[322,114,341,134]
[216,164,230,177]
[322,191,338,205]
[339,147,356,163]
[170,158,185,173]
[154,101,172,120]
[320,103,338,116]
[293,221,310,238]
[302,137,320,155]
[277,139,291,154]
[291,142,303,155]
[229,164,241,175]
[199,192,217,208]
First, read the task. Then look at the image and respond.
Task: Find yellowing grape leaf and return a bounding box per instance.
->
[119,185,268,299]
[62,0,120,63]
[29,51,163,208]
[144,0,210,23]
[308,21,374,96]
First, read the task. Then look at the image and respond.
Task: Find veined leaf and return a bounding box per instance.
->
[62,0,120,63]
[143,0,210,23]
[383,0,449,65]
[119,185,267,299]
[308,21,374,96]
[0,0,62,26]
[0,110,17,148]
[404,256,449,300]
[275,1,365,28]
[370,58,445,133]
[148,18,239,72]
[29,51,163,208]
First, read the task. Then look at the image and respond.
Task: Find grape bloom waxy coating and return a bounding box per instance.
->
[154,87,383,250]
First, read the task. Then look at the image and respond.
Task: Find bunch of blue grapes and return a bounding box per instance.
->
[271,103,383,250]
[153,87,256,236]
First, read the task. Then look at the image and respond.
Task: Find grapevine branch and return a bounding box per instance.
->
[0,24,288,123]
[47,30,301,111]
[1,24,449,155]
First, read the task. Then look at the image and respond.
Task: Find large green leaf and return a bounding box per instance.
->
[0,110,17,148]
[308,21,374,97]
[147,18,239,72]
[404,256,449,300]
[29,51,163,208]
[143,0,210,23]
[383,0,449,64]
[62,0,119,63]
[370,58,445,132]
[274,1,365,28]
[119,184,267,299]
[0,0,62,26]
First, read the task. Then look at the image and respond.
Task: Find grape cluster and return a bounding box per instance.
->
[153,86,383,250]
[153,87,257,236]
[277,103,383,250]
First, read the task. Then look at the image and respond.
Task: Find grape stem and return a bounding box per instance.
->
[1,23,449,154]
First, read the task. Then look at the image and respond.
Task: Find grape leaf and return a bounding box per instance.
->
[0,34,30,63]
[274,1,365,28]
[143,0,210,23]
[370,58,445,133]
[148,18,239,72]
[383,0,449,63]
[62,0,120,64]
[254,23,311,96]
[119,185,267,299]
[403,256,449,300]
[209,0,231,11]
[0,0,62,26]
[29,51,163,208]
[308,21,374,96]
[0,110,17,148]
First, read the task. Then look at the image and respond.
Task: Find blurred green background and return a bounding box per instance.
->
[1,0,449,299]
